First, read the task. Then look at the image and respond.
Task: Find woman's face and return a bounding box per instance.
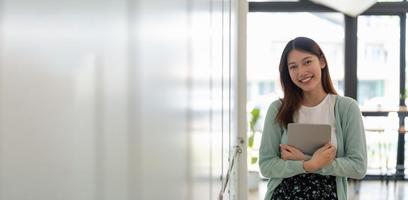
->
[287,49,326,93]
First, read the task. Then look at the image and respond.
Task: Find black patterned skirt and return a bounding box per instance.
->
[271,173,337,200]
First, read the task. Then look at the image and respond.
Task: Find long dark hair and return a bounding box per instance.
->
[276,37,337,128]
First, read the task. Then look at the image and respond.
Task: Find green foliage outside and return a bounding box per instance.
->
[248,107,260,165]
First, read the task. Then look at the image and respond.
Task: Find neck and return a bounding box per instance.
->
[302,89,328,107]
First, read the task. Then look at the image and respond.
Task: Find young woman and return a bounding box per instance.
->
[259,37,367,200]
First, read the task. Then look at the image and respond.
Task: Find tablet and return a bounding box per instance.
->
[287,123,331,155]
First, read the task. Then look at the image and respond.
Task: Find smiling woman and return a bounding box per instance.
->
[259,37,367,200]
[246,12,346,197]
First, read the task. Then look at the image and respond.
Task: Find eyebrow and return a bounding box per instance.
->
[288,56,313,65]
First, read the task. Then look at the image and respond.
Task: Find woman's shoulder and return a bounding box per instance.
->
[264,99,282,116]
[334,95,360,113]
[269,99,282,109]
[335,95,358,106]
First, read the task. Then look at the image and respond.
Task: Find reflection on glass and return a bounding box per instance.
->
[357,16,400,111]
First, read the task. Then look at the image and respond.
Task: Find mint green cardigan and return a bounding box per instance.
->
[259,95,367,200]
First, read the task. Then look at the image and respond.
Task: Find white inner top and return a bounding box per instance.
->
[294,94,337,148]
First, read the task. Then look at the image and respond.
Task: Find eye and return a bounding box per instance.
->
[288,65,297,70]
[304,60,312,65]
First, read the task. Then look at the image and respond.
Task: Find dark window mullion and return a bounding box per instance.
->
[400,14,406,107]
[345,15,358,99]
[397,13,406,179]
[249,2,408,14]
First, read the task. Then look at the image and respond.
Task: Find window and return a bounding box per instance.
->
[357,16,400,110]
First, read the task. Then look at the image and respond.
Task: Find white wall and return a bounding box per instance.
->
[0,0,246,199]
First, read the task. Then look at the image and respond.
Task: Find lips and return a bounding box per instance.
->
[299,76,313,83]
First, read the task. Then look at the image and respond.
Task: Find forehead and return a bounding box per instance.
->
[287,49,317,62]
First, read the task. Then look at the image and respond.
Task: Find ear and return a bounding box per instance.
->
[319,57,326,69]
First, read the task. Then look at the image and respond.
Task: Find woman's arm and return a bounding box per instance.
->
[318,101,367,179]
[258,102,306,178]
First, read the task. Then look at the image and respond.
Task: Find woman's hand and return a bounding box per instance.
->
[305,143,336,172]
[280,144,306,161]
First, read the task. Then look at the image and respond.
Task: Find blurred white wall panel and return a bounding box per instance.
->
[190,0,212,199]
[0,0,130,199]
[136,0,190,199]
[210,0,226,198]
[0,0,245,199]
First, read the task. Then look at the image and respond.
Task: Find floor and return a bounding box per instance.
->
[249,179,408,200]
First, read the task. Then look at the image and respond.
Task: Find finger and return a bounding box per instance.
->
[316,145,328,153]
[281,145,292,151]
[324,143,332,148]
[325,145,335,150]
[283,144,300,152]
[280,144,290,150]
[320,143,332,150]
[327,145,337,153]
[280,147,289,153]
[330,148,337,156]
[322,147,335,154]
[281,152,289,160]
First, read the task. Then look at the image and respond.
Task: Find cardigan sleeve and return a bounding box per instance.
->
[318,100,367,179]
[258,101,306,178]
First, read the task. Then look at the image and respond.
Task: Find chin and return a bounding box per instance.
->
[298,84,318,92]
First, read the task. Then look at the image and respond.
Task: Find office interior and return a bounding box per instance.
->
[248,1,408,200]
[0,0,407,200]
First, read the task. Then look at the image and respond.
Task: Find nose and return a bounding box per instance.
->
[297,65,307,76]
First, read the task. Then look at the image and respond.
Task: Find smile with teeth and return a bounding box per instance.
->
[299,76,313,83]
